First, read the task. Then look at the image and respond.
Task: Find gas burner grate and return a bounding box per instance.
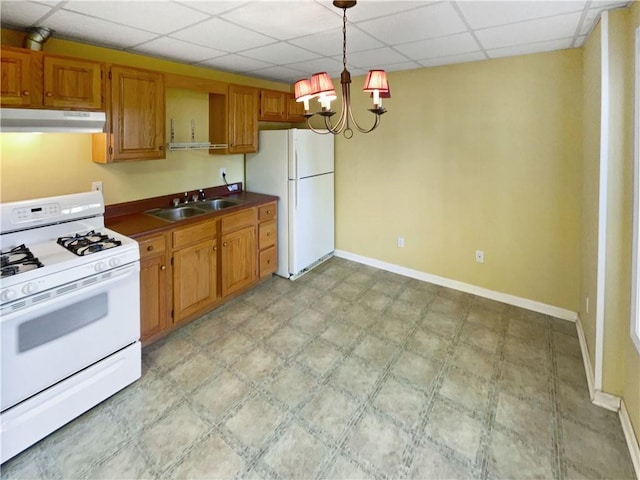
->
[0,244,44,277]
[57,230,122,256]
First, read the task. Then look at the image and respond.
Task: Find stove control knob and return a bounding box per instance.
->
[94,262,107,272]
[22,283,37,295]
[109,257,121,268]
[1,289,16,302]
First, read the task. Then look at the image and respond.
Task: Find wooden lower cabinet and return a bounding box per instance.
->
[172,220,218,325]
[137,203,277,344]
[221,225,256,297]
[138,232,170,342]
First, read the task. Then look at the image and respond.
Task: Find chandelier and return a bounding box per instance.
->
[293,0,390,139]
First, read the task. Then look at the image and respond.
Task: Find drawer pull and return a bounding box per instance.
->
[223,242,228,247]
[161,265,166,271]
[267,260,271,264]
[147,246,154,251]
[22,90,30,96]
[45,91,53,97]
[266,232,271,237]
[267,210,271,214]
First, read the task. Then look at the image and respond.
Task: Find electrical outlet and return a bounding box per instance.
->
[397,236,405,248]
[220,167,226,179]
[475,250,484,263]
[91,181,103,192]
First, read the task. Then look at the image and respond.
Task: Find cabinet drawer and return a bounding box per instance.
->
[259,219,276,249]
[173,220,216,249]
[221,207,256,233]
[259,246,277,278]
[138,234,166,260]
[258,203,276,221]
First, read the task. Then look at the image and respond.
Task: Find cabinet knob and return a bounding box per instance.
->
[267,210,271,214]
[147,245,154,251]
[45,91,53,97]
[161,265,166,271]
[22,90,30,96]
[267,260,271,264]
[158,145,164,151]
[266,232,271,237]
[223,242,228,247]
[213,246,217,251]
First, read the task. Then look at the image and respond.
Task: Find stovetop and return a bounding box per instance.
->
[57,230,122,257]
[0,244,44,278]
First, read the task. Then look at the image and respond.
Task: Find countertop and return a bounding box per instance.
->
[105,186,278,239]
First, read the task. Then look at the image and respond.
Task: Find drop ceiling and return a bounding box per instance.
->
[0,0,632,84]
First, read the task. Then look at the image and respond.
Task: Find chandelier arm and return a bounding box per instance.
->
[305,116,337,135]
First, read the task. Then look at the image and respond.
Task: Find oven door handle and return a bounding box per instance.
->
[0,263,139,322]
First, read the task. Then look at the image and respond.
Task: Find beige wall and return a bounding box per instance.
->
[335,50,583,312]
[580,22,602,372]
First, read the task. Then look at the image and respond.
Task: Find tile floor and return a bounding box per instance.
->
[2,257,636,479]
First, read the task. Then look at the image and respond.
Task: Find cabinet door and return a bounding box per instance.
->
[173,239,218,323]
[259,89,286,121]
[43,56,103,110]
[110,66,165,161]
[140,254,169,341]
[286,93,306,123]
[1,49,36,107]
[221,225,256,297]
[228,85,258,154]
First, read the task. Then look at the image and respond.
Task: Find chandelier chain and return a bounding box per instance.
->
[342,7,347,70]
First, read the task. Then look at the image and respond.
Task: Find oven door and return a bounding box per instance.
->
[1,262,140,411]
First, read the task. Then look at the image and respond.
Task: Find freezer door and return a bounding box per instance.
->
[288,129,335,180]
[288,172,335,276]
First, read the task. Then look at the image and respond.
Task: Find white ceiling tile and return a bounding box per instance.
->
[41,10,159,48]
[245,64,307,83]
[284,57,344,77]
[475,11,582,50]
[456,1,586,29]
[338,47,408,70]
[383,60,422,72]
[62,1,210,34]
[289,26,383,56]
[0,1,54,27]
[486,37,574,58]
[589,0,632,7]
[395,32,480,60]
[357,2,467,45]
[241,42,320,64]
[132,37,227,63]
[220,1,339,40]
[336,0,435,22]
[197,54,272,72]
[173,0,250,16]
[171,17,275,52]
[418,51,487,67]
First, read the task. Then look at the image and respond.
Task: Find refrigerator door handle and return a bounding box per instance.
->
[294,179,298,209]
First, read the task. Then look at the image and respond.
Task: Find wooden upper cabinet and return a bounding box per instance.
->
[43,56,104,110]
[227,84,258,154]
[1,48,37,107]
[94,65,165,163]
[286,93,306,123]
[259,89,286,121]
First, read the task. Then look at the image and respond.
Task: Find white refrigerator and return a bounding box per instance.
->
[246,129,335,279]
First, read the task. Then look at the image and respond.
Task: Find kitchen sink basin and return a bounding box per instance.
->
[146,206,208,222]
[195,198,243,211]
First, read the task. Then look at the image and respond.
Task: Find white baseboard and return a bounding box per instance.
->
[334,250,578,321]
[574,315,621,412]
[620,399,640,479]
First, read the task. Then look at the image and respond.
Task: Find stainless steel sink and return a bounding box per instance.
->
[145,206,208,222]
[145,197,244,222]
[195,198,243,211]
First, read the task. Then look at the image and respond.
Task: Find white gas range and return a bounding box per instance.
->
[0,191,141,464]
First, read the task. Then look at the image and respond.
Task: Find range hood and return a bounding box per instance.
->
[0,108,106,133]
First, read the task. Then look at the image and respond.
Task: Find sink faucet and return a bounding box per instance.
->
[183,192,189,204]
[199,189,206,200]
[172,198,180,207]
